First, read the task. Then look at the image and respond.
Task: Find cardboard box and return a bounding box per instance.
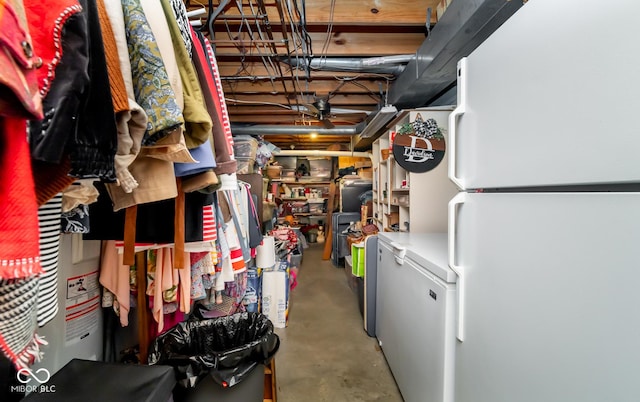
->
[358,167,373,180]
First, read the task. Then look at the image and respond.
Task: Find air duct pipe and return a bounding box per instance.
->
[281,56,414,75]
[231,122,365,136]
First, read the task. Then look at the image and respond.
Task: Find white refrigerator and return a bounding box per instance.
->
[448,1,640,402]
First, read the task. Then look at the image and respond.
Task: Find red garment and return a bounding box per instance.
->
[0,0,43,119]
[0,0,44,278]
[0,117,42,278]
[24,0,83,99]
[202,35,235,158]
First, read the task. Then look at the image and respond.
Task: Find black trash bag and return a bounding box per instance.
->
[148,312,280,389]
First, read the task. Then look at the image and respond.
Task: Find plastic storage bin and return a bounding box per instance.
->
[351,243,365,277]
[233,135,259,160]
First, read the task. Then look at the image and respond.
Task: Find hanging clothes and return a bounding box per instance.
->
[0,117,42,279]
[190,28,237,175]
[160,0,211,149]
[0,0,45,368]
[0,0,45,323]
[36,194,63,327]
[122,0,183,146]
[86,182,210,244]
[60,181,99,234]
[168,0,193,58]
[0,276,46,369]
[99,241,131,327]
[26,0,117,182]
[97,0,147,194]
[108,0,200,211]
[201,34,235,160]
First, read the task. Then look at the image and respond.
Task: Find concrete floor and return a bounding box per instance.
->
[274,243,403,402]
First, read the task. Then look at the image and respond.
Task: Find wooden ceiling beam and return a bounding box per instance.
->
[187,0,439,25]
[222,79,386,94]
[209,32,425,57]
[225,93,381,106]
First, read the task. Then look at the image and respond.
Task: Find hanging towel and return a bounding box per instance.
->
[99,241,131,327]
[36,194,63,327]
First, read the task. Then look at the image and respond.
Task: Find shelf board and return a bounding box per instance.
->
[392,188,410,192]
[294,213,325,217]
[271,179,332,185]
[281,197,308,201]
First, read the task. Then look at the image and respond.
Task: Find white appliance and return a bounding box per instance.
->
[31,235,104,375]
[448,1,640,401]
[376,233,456,402]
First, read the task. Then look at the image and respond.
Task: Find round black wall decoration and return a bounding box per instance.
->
[392,115,446,173]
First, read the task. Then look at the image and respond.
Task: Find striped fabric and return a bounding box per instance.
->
[37,194,63,327]
[202,36,235,157]
[202,205,216,242]
[0,276,46,369]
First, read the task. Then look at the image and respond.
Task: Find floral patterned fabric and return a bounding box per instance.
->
[122,0,183,146]
[61,204,90,234]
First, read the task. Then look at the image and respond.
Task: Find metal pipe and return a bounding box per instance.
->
[274,149,372,160]
[282,57,409,75]
[361,54,416,66]
[231,122,364,136]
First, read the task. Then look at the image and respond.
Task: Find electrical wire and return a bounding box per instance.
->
[318,0,336,67]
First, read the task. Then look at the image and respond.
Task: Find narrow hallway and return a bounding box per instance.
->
[275,243,403,402]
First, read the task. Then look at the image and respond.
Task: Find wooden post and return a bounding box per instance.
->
[136,251,149,364]
[322,181,336,260]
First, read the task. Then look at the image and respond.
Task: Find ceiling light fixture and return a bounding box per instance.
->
[359,105,398,138]
[310,132,318,139]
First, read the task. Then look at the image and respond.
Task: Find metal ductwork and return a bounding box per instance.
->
[281,56,410,75]
[231,122,365,136]
[387,0,525,109]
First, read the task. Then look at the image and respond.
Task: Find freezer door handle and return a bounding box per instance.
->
[448,58,468,190]
[448,192,466,342]
[390,242,407,265]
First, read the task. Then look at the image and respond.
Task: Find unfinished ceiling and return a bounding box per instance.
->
[185,0,524,151]
[185,0,444,150]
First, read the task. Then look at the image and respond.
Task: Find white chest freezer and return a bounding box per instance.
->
[376,233,456,402]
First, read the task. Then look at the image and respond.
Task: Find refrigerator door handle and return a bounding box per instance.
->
[448,192,466,342]
[448,57,468,190]
[390,242,407,265]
